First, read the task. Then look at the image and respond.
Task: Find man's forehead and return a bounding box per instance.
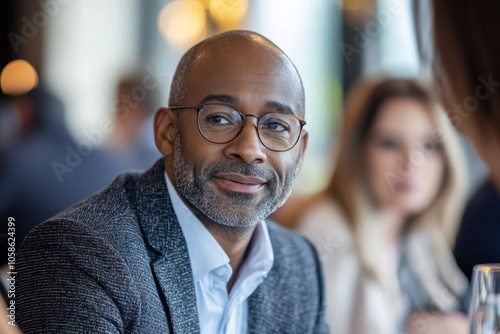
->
[190,43,300,91]
[192,40,285,71]
[170,32,305,115]
[187,56,302,112]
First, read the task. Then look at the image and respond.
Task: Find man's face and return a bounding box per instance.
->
[169,42,307,228]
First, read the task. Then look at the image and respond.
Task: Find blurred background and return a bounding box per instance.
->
[4,0,484,193]
[0,0,486,226]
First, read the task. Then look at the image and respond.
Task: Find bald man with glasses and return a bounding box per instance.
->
[16,30,328,334]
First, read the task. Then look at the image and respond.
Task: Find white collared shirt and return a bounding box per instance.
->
[165,173,274,334]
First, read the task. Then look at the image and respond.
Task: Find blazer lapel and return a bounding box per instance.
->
[248,271,280,334]
[152,255,200,334]
[128,159,201,334]
[248,285,268,334]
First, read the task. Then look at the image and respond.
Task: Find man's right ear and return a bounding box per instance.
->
[154,107,177,156]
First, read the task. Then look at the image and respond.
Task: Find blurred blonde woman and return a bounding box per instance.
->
[296,78,469,334]
[418,1,500,191]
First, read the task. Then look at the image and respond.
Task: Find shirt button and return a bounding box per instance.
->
[216,266,227,277]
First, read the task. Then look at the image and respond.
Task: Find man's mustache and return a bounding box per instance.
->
[205,161,275,182]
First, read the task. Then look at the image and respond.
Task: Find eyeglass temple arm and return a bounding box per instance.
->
[168,106,199,110]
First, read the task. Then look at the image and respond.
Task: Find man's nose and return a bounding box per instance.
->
[223,116,267,164]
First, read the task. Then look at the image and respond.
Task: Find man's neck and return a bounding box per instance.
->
[199,219,256,292]
[181,197,256,292]
[165,161,257,292]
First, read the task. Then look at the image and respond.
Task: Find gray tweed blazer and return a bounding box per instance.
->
[17,159,328,334]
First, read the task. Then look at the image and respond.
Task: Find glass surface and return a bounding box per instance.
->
[469,264,500,334]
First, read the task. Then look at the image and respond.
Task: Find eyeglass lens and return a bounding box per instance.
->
[197,104,302,151]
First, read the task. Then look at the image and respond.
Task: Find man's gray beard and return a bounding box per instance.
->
[172,134,298,228]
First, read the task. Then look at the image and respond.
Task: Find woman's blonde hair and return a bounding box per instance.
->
[325,77,467,280]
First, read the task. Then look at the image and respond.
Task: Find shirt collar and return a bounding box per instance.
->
[164,172,274,283]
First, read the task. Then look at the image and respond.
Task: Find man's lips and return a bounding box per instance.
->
[213,173,267,194]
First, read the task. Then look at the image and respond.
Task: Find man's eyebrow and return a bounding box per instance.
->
[265,101,295,115]
[199,96,296,115]
[199,95,238,104]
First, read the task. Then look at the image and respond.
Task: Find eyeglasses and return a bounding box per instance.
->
[169,103,306,152]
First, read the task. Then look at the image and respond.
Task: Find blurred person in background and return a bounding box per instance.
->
[292,78,469,334]
[0,86,125,263]
[421,1,500,191]
[453,177,500,281]
[417,1,500,282]
[105,70,161,171]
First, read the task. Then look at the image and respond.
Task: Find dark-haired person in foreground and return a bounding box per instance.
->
[16,30,328,334]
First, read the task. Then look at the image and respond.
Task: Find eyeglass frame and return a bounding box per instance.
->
[168,102,307,152]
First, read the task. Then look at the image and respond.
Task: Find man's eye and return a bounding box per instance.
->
[207,114,232,125]
[263,120,289,132]
[266,122,288,132]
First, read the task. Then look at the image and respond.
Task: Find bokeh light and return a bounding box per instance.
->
[208,0,248,29]
[0,60,38,96]
[341,0,374,11]
[157,0,207,48]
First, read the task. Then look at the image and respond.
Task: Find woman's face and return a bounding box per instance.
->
[365,97,445,216]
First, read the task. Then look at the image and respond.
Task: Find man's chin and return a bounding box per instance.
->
[213,219,261,229]
[201,206,266,228]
